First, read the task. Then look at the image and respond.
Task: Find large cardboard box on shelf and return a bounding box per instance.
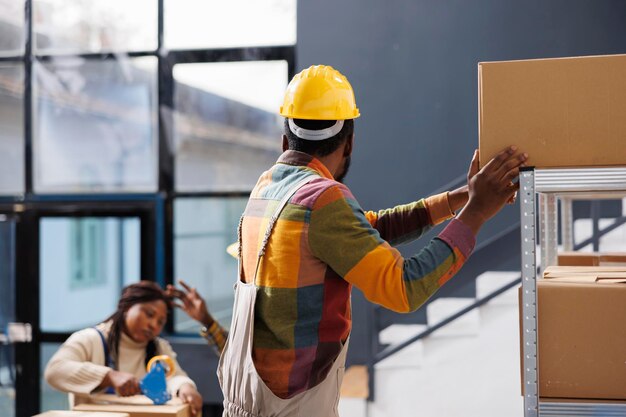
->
[543,265,626,278]
[556,252,600,266]
[558,252,626,267]
[520,266,626,400]
[478,54,626,168]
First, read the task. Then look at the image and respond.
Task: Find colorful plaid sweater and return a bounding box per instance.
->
[240,150,476,399]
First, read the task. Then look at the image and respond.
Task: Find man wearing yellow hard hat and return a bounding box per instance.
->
[216,65,526,416]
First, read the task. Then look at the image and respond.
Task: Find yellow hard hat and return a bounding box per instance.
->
[279,65,360,120]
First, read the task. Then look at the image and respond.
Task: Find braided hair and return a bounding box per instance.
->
[103,281,171,367]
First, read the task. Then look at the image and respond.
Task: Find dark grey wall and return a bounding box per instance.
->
[297,0,626,364]
[298,0,626,238]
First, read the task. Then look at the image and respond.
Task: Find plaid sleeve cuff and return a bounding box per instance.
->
[424,192,455,225]
[438,218,476,259]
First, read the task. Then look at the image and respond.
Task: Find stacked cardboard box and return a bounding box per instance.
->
[521,266,626,400]
[72,394,194,417]
[557,252,626,267]
[478,54,626,168]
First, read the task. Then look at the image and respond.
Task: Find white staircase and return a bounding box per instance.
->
[339,271,523,417]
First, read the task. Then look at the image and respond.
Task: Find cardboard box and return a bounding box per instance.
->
[521,268,626,400]
[33,412,129,417]
[73,395,194,417]
[478,54,626,168]
[557,252,600,266]
[73,404,190,417]
[558,252,626,267]
[543,265,626,278]
[600,253,626,266]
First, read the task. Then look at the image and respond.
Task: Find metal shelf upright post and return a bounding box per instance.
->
[519,166,626,417]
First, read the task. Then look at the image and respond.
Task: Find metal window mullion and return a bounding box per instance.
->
[520,169,539,417]
[24,0,33,196]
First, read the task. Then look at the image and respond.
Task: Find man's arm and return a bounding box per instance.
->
[363,192,454,246]
[448,185,469,212]
[309,184,473,312]
[363,184,468,247]
[309,147,526,313]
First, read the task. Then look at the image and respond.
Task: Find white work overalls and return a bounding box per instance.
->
[218,175,350,417]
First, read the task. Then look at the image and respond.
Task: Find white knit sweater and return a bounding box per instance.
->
[44,321,196,405]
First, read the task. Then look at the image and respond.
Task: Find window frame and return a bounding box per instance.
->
[0,1,296,414]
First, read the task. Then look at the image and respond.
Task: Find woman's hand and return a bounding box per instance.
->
[166,280,214,327]
[101,369,141,397]
[178,383,203,415]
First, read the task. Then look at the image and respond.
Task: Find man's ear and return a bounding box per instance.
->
[282,134,289,152]
[343,133,354,157]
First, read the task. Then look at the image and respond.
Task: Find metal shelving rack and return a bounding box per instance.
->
[520,167,626,417]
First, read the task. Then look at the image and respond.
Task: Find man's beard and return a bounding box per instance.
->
[335,156,351,183]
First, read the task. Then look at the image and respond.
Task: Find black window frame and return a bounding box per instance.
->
[0,1,296,415]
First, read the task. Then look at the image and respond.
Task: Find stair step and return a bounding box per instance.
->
[598,218,626,251]
[377,324,426,368]
[338,397,367,417]
[476,271,519,305]
[368,298,523,417]
[574,218,626,252]
[379,323,427,345]
[426,297,480,337]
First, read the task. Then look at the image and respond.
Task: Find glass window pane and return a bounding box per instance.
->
[174,61,286,192]
[33,57,158,193]
[0,63,24,195]
[0,0,25,56]
[0,217,15,329]
[33,0,157,54]
[165,0,296,49]
[40,217,141,332]
[40,343,68,412]
[174,197,247,332]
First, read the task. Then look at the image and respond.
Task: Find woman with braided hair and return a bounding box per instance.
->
[44,281,203,415]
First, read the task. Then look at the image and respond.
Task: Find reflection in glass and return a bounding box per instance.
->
[0,0,25,56]
[165,0,296,49]
[40,217,140,332]
[174,197,248,332]
[33,0,157,54]
[0,341,15,417]
[0,64,24,195]
[0,219,15,417]
[40,343,68,412]
[174,61,287,192]
[33,57,158,193]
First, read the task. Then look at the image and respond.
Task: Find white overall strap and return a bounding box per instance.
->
[239,174,317,284]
